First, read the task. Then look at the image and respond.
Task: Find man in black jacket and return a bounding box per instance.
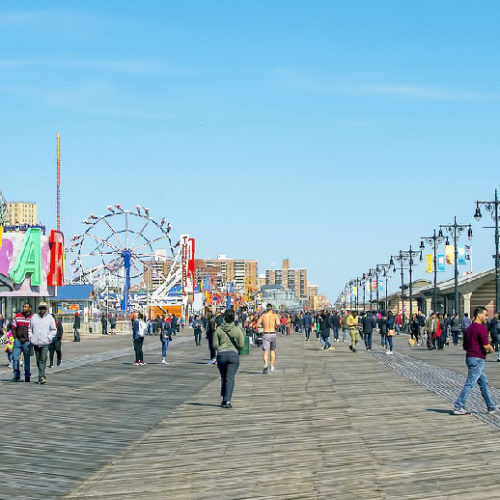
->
[73,312,81,342]
[361,311,377,350]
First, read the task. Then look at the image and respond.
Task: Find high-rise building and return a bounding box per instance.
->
[196,255,257,292]
[266,259,308,298]
[6,201,37,225]
[143,250,173,290]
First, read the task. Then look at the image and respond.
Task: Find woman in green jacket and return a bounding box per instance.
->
[214,309,245,408]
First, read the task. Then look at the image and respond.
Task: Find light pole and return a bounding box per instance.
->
[390,247,422,326]
[361,273,367,311]
[439,217,473,316]
[368,269,375,311]
[474,189,500,312]
[376,264,389,312]
[420,229,444,314]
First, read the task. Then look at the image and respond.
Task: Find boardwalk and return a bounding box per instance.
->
[2,331,500,499]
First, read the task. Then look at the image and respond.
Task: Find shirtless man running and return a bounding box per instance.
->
[256,303,280,374]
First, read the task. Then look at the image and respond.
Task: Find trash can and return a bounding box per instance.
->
[240,336,250,356]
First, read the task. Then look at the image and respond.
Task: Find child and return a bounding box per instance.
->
[3,331,14,367]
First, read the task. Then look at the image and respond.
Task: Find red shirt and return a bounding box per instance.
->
[463,322,489,359]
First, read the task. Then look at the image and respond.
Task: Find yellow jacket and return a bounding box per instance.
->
[344,314,358,330]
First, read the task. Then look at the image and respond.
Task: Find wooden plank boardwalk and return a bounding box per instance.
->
[2,330,500,498]
[64,334,500,499]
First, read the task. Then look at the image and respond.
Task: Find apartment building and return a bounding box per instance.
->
[6,201,37,225]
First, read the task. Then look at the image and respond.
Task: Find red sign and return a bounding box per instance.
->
[181,235,195,296]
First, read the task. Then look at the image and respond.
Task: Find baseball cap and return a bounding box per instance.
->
[39,302,48,308]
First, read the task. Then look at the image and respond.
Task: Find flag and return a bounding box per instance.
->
[437,254,445,272]
[426,254,433,273]
[372,280,377,291]
[445,245,454,265]
[353,285,357,295]
[465,244,471,261]
[379,280,383,291]
[458,245,466,265]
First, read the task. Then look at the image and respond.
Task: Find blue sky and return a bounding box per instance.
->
[1,0,500,300]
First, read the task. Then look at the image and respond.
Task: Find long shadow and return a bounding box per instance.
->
[187,402,222,408]
[426,408,453,415]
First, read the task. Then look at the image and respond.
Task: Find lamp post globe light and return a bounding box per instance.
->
[439,217,473,316]
[420,229,444,314]
[474,189,500,313]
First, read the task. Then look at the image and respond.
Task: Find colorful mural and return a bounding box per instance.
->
[0,229,64,297]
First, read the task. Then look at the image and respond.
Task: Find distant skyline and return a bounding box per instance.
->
[2,1,500,301]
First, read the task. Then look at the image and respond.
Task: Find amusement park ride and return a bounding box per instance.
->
[68,205,195,316]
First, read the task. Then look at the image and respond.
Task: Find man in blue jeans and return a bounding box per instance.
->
[11,302,33,382]
[453,306,497,415]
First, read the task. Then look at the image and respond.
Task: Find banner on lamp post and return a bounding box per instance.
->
[458,245,466,265]
[437,254,446,272]
[426,254,433,273]
[445,245,454,265]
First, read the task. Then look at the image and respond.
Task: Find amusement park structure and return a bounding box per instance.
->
[69,205,195,315]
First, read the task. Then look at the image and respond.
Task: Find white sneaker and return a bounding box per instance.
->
[161,359,167,364]
[270,366,275,373]
[386,350,393,355]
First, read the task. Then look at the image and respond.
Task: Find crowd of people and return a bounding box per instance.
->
[3,301,500,415]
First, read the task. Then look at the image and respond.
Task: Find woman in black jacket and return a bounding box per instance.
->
[379,312,388,350]
[49,316,64,368]
[205,312,217,364]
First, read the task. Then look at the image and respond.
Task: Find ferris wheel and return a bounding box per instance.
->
[69,204,180,310]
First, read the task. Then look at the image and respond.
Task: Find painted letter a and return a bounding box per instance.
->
[10,228,42,286]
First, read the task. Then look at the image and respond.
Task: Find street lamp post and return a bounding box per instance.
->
[369,270,376,311]
[420,229,444,315]
[439,217,473,316]
[362,273,367,311]
[355,277,360,311]
[390,247,421,327]
[474,189,500,312]
[376,264,389,313]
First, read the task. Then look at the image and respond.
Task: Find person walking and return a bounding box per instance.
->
[417,311,426,346]
[73,312,81,342]
[450,313,461,346]
[11,302,33,383]
[160,316,172,364]
[331,311,341,342]
[436,313,446,350]
[453,306,497,415]
[205,312,217,364]
[303,311,313,341]
[319,311,334,350]
[101,313,108,335]
[193,315,203,346]
[256,303,280,374]
[132,312,146,366]
[426,313,437,350]
[109,314,117,335]
[28,302,57,384]
[386,311,396,355]
[345,310,360,352]
[214,309,245,408]
[361,311,376,351]
[379,311,388,349]
[48,316,63,368]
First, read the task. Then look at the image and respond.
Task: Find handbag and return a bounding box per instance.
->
[387,329,395,337]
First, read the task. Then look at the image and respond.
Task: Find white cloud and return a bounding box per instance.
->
[275,67,498,102]
[0,57,192,75]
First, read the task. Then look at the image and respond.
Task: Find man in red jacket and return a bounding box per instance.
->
[11,302,33,382]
